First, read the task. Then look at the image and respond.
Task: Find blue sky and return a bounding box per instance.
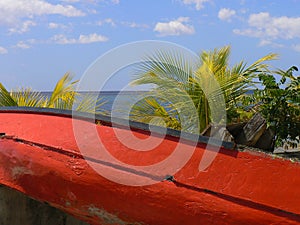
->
[0,0,300,90]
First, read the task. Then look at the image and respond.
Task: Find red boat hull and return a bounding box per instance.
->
[0,109,299,225]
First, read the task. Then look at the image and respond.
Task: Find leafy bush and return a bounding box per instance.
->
[252,66,300,147]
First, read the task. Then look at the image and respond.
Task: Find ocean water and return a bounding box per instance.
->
[41,91,147,115]
[40,90,257,120]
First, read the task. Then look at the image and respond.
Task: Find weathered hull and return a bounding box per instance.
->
[0,108,299,225]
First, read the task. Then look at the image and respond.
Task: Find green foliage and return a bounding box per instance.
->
[131,46,277,133]
[130,96,182,130]
[251,66,300,147]
[0,83,18,107]
[10,88,46,107]
[0,73,106,115]
[46,73,78,109]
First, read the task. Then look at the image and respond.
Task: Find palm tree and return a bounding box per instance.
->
[130,46,277,133]
[0,73,106,114]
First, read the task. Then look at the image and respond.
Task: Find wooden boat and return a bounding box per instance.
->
[0,107,299,225]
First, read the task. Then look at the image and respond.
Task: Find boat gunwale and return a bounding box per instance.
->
[1,106,300,163]
[0,106,235,150]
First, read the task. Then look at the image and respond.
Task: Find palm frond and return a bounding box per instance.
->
[242,53,278,77]
[0,83,18,106]
[0,73,108,118]
[200,46,230,75]
[10,88,46,107]
[47,72,78,108]
[132,50,193,88]
[130,96,181,130]
[75,94,107,115]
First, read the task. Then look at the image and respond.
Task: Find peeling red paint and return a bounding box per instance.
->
[0,111,299,225]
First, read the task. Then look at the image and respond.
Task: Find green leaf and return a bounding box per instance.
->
[0,83,18,106]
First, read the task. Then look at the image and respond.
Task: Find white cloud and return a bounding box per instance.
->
[154,17,195,36]
[233,28,263,38]
[26,39,38,45]
[258,40,283,48]
[60,0,80,2]
[49,23,59,29]
[234,12,300,40]
[97,19,149,29]
[15,41,31,49]
[48,22,68,29]
[0,0,84,26]
[8,20,36,34]
[111,0,119,4]
[181,0,210,10]
[98,18,116,26]
[52,34,75,44]
[0,46,8,54]
[52,33,108,44]
[78,33,108,43]
[121,21,149,29]
[218,8,236,21]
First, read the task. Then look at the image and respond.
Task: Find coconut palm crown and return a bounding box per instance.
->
[130,46,277,133]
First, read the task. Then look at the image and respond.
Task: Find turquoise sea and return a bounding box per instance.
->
[40,90,255,115]
[41,91,147,116]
